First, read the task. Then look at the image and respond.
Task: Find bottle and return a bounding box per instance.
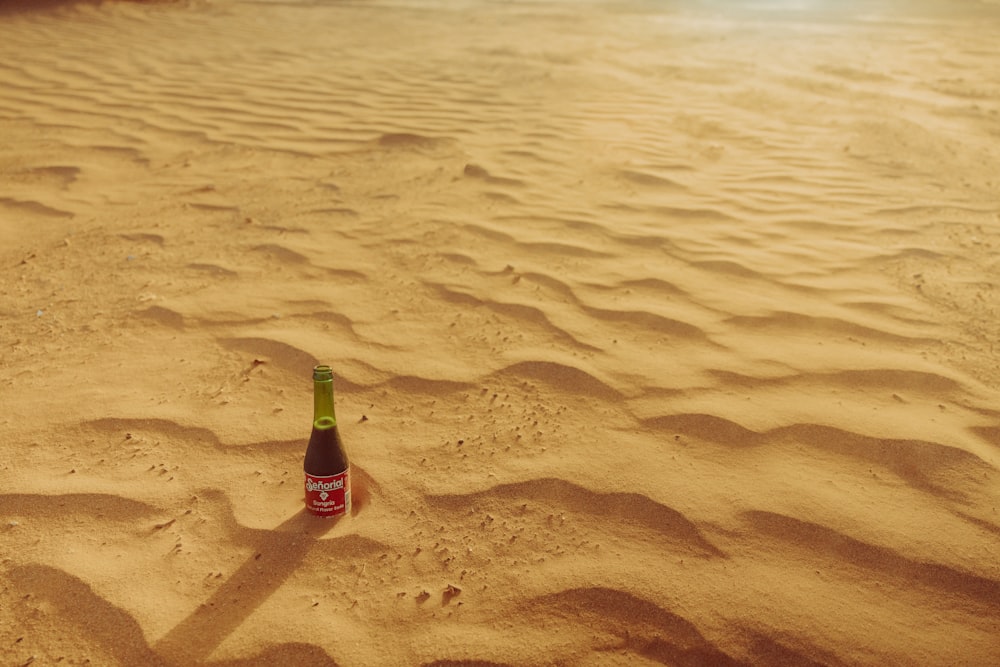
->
[303,364,351,517]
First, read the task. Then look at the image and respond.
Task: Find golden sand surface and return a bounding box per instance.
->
[1,0,999,664]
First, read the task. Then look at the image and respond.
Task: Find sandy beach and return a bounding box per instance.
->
[1,0,999,664]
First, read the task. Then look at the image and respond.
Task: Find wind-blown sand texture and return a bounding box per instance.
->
[2,0,999,664]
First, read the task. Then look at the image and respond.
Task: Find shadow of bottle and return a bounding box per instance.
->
[154,499,358,664]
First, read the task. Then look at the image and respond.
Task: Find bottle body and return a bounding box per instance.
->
[304,365,351,517]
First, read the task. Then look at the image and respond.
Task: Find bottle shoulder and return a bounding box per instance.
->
[304,425,349,475]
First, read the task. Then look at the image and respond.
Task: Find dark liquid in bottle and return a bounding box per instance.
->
[304,416,351,517]
[305,417,349,474]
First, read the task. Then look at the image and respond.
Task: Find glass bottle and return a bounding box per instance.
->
[303,364,351,517]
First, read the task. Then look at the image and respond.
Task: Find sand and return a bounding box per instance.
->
[1,0,999,664]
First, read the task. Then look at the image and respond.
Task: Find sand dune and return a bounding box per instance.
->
[1,0,999,664]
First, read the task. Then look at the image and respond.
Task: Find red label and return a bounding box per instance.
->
[304,469,350,517]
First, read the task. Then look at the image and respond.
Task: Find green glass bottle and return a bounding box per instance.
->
[303,364,351,517]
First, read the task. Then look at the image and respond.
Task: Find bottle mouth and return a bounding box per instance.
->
[313,364,333,381]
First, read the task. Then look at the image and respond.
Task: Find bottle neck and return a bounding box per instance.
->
[313,377,337,429]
